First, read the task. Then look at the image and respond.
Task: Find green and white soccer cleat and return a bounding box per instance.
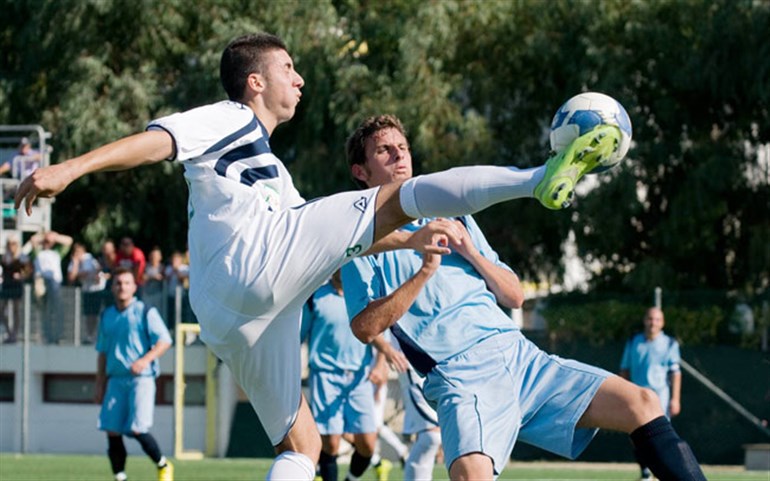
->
[534,125,622,210]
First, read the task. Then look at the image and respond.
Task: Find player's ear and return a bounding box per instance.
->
[246,72,265,94]
[351,163,369,184]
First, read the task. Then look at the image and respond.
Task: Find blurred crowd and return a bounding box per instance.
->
[0,231,195,344]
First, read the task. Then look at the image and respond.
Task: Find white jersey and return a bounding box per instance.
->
[145,100,378,445]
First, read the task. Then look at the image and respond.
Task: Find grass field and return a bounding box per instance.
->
[0,455,767,481]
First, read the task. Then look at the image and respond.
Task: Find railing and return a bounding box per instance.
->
[0,280,196,345]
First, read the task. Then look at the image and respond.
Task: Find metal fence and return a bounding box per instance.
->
[0,281,196,345]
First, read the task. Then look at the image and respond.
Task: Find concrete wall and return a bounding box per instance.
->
[0,343,228,456]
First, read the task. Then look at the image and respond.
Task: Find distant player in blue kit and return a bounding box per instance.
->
[621,307,683,480]
[16,33,622,481]
[341,115,706,481]
[95,268,174,481]
[301,270,381,481]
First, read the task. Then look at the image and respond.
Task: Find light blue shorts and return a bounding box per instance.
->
[310,368,377,435]
[98,376,157,435]
[423,330,609,474]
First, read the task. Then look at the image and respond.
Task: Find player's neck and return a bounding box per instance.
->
[244,100,277,136]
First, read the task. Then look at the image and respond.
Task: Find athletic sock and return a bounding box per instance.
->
[399,166,543,218]
[630,416,706,481]
[107,435,127,475]
[346,450,372,479]
[132,432,162,464]
[267,451,316,481]
[405,430,442,481]
[157,455,168,468]
[318,451,338,481]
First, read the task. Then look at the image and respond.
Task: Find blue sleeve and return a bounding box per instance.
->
[300,299,313,343]
[341,257,382,321]
[464,215,514,273]
[147,306,173,346]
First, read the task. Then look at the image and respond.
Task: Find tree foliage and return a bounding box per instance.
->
[1,0,767,296]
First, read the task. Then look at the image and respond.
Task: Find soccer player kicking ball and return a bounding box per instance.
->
[341,114,706,481]
[17,33,618,481]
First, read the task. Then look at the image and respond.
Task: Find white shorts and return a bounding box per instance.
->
[191,188,378,445]
[399,368,439,435]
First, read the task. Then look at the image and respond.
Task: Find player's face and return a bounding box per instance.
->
[643,308,665,338]
[359,127,413,188]
[260,49,304,125]
[112,272,138,304]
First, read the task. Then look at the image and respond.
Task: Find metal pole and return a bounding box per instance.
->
[21,284,31,454]
[654,286,662,309]
[73,286,81,346]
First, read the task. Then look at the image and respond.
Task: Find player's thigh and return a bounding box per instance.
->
[448,452,494,481]
[211,309,304,446]
[98,377,130,434]
[128,376,157,433]
[578,375,663,432]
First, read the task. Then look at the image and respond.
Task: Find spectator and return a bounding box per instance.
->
[1,236,31,343]
[115,237,146,294]
[163,251,189,328]
[67,242,106,344]
[142,246,164,316]
[94,268,173,481]
[1,137,41,179]
[620,306,683,481]
[30,230,73,344]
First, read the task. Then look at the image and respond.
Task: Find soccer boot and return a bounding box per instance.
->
[158,460,174,481]
[534,125,621,209]
[374,458,392,481]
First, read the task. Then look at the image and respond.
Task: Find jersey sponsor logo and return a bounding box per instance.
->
[353,196,368,213]
[345,244,363,257]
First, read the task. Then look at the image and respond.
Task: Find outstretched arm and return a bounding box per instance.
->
[365,217,463,256]
[15,130,174,215]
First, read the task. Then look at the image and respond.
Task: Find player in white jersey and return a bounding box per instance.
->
[14,33,621,481]
[341,115,706,481]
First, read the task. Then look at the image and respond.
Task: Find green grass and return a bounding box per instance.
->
[0,454,766,480]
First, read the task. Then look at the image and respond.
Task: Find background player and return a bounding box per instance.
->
[621,307,683,481]
[15,33,620,481]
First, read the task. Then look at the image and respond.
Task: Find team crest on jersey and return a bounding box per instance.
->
[353,196,368,213]
[345,244,363,257]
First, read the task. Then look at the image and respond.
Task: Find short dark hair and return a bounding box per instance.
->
[345,115,408,189]
[220,33,288,102]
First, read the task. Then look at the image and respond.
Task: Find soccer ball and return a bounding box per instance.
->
[549,92,632,173]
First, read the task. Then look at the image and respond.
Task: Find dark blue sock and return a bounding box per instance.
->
[107,435,127,474]
[630,416,706,481]
[319,450,338,481]
[348,450,372,478]
[132,432,163,464]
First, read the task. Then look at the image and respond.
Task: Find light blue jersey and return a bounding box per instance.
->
[96,299,173,378]
[342,216,515,374]
[620,332,681,413]
[301,282,372,372]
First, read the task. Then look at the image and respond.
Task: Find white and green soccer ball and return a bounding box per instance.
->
[549,92,633,173]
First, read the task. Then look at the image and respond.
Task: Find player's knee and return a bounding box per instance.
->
[634,387,664,424]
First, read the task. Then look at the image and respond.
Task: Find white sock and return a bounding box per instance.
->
[157,455,167,467]
[114,472,127,481]
[399,166,544,219]
[266,451,316,481]
[405,430,442,480]
[379,425,409,459]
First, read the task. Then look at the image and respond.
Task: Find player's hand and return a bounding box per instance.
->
[669,399,681,417]
[380,345,409,373]
[130,358,150,376]
[14,163,74,215]
[368,361,389,387]
[408,218,462,255]
[448,220,478,260]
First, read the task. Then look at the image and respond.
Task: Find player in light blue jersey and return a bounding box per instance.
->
[621,307,683,480]
[15,33,620,481]
[301,271,380,481]
[342,115,705,481]
[95,268,174,481]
